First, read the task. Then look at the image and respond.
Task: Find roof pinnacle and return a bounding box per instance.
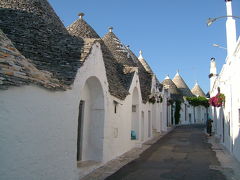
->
[165,75,170,80]
[176,69,180,76]
[138,50,144,59]
[78,12,85,19]
[108,26,113,32]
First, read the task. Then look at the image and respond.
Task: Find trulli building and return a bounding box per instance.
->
[0,0,171,179]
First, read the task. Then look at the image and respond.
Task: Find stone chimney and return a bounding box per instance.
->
[209,57,217,92]
[108,26,113,33]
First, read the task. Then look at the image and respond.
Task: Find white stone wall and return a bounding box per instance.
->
[0,41,169,180]
[103,72,142,162]
[0,42,109,180]
[103,72,165,162]
[210,37,240,162]
[0,86,79,180]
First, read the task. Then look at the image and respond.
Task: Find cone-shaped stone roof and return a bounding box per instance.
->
[0,29,64,90]
[98,41,130,100]
[162,76,183,101]
[0,0,84,86]
[102,31,137,67]
[127,48,154,103]
[0,0,67,34]
[67,16,100,39]
[102,30,139,96]
[191,82,206,97]
[138,50,153,74]
[67,18,130,100]
[172,72,194,97]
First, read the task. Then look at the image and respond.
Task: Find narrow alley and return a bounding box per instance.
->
[106,125,226,180]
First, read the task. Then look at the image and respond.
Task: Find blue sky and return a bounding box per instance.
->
[49,0,240,93]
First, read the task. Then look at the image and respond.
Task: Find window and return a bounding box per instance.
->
[113,100,118,114]
[114,104,117,114]
[132,105,137,112]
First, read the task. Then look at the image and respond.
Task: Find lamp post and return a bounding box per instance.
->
[207,16,240,27]
[212,44,227,50]
[208,0,236,152]
[207,0,239,55]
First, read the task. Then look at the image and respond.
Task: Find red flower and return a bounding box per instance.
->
[209,93,225,107]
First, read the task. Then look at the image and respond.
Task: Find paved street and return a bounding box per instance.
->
[105,125,226,180]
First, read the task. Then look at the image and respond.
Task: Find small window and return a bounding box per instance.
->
[132,105,137,112]
[114,104,117,114]
[113,100,118,114]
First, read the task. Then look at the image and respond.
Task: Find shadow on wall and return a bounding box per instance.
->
[219,108,226,144]
[233,127,240,162]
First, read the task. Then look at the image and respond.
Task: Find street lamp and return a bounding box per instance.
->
[212,44,227,50]
[207,16,240,26]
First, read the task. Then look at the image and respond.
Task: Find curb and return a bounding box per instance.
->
[208,135,240,180]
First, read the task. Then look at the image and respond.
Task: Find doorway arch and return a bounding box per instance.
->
[77,77,105,162]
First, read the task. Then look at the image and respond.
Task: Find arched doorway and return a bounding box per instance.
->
[77,77,105,162]
[131,87,139,140]
[148,110,151,138]
[141,111,144,141]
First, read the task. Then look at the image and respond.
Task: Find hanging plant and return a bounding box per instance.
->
[167,99,174,106]
[148,96,156,104]
[157,95,163,103]
[186,96,209,108]
[209,93,225,107]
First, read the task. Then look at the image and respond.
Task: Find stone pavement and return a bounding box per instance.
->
[105,125,233,180]
[80,127,174,180]
[80,125,240,180]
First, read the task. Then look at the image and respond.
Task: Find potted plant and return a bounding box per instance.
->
[148,96,156,104]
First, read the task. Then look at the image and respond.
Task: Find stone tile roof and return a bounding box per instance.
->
[102,31,137,68]
[155,78,163,92]
[0,0,84,87]
[102,31,139,97]
[99,41,131,99]
[172,72,194,97]
[67,15,100,39]
[138,51,153,74]
[0,0,67,34]
[67,18,129,100]
[191,82,206,97]
[162,76,183,101]
[127,48,153,103]
[0,29,65,90]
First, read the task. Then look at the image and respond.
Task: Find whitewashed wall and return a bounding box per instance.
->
[0,42,109,180]
[0,41,171,180]
[103,72,163,162]
[103,72,142,162]
[210,37,240,162]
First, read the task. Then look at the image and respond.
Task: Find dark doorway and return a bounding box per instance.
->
[77,100,85,161]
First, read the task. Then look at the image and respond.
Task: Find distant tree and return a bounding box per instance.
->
[186,96,209,108]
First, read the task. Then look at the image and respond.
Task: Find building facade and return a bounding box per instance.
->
[209,0,240,162]
[0,0,171,179]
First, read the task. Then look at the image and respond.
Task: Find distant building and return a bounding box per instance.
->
[162,72,207,125]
